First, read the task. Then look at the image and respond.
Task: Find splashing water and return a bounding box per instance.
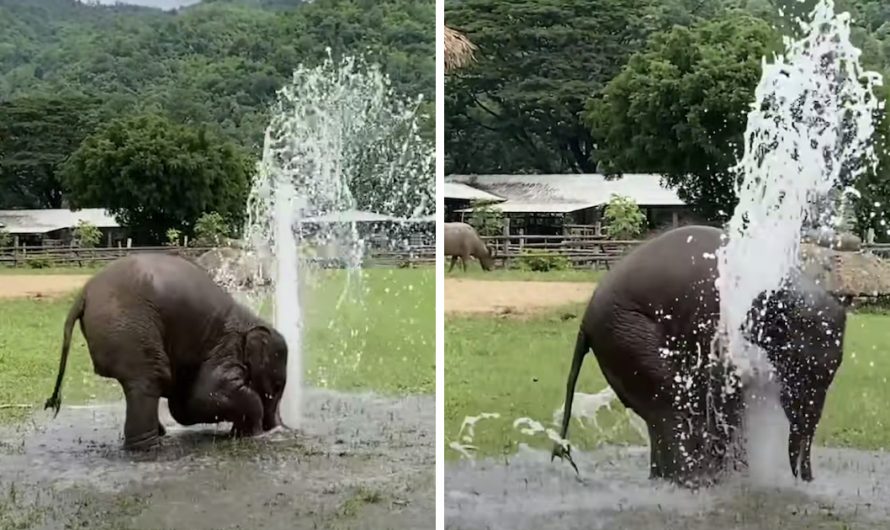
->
[717,0,883,377]
[241,52,434,429]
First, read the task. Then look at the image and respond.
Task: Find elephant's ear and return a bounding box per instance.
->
[241,326,272,367]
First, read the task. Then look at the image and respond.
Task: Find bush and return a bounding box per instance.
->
[72,220,101,248]
[193,211,228,247]
[27,257,53,269]
[467,203,504,237]
[515,249,571,272]
[603,194,646,239]
[165,228,182,247]
[0,229,11,247]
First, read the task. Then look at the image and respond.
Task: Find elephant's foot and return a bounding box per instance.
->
[230,422,262,438]
[123,430,161,451]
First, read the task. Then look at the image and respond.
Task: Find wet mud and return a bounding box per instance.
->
[0,389,434,529]
[445,445,890,530]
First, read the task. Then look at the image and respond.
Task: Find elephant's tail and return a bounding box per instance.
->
[551,328,590,474]
[44,289,86,418]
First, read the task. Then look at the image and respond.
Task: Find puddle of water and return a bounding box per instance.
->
[0,389,433,530]
[445,445,890,530]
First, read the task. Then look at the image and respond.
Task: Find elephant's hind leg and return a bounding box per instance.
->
[121,379,162,450]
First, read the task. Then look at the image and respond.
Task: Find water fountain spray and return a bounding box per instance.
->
[241,52,434,429]
[717,0,883,377]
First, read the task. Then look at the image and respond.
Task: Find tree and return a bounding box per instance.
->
[193,211,229,247]
[0,95,100,208]
[587,15,781,221]
[603,194,646,239]
[851,86,890,242]
[62,114,254,245]
[445,0,657,174]
[72,220,101,248]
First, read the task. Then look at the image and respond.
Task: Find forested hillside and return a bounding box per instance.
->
[0,0,434,240]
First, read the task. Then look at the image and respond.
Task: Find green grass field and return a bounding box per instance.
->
[445,280,890,460]
[0,267,434,424]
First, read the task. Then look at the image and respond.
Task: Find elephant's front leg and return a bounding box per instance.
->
[168,362,264,437]
[448,256,458,272]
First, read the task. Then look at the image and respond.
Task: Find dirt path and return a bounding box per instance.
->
[0,275,90,299]
[0,389,434,529]
[445,279,595,316]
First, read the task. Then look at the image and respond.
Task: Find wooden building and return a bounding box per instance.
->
[445,174,695,236]
[0,208,124,246]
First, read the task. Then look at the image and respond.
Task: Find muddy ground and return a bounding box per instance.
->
[0,275,91,299]
[445,279,594,316]
[0,389,434,529]
[445,445,890,530]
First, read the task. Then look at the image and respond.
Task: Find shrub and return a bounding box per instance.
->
[27,257,53,269]
[0,229,11,247]
[467,203,504,237]
[193,211,228,247]
[72,220,102,248]
[165,228,182,247]
[515,249,571,272]
[603,194,646,240]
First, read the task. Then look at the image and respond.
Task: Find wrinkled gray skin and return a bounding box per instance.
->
[552,225,845,487]
[444,222,494,272]
[45,253,288,450]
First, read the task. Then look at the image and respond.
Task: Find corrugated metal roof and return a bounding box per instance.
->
[447,174,684,207]
[444,181,505,202]
[0,208,119,234]
[456,201,596,213]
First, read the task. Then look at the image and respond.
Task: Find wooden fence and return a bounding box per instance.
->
[0,244,436,269]
[479,234,890,270]
[480,234,640,269]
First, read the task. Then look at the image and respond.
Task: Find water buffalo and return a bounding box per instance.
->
[444,222,494,272]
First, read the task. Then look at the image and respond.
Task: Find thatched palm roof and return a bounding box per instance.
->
[800,243,890,296]
[445,25,476,72]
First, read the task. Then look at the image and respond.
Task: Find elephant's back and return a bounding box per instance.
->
[81,254,233,368]
[586,225,723,334]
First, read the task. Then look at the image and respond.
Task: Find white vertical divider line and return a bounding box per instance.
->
[434,0,446,528]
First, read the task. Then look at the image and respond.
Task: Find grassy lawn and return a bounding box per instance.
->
[0,267,434,424]
[445,297,890,459]
[445,267,604,283]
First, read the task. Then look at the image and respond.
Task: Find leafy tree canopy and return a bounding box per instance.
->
[587,15,781,221]
[0,95,103,208]
[445,0,658,175]
[61,113,253,244]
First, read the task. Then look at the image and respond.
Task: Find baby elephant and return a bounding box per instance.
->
[45,253,288,450]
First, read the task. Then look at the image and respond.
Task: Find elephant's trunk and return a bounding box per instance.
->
[552,329,590,474]
[45,288,86,417]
